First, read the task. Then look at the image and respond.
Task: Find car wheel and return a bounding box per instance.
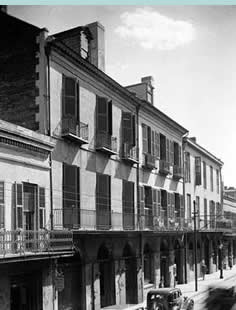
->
[187,300,194,310]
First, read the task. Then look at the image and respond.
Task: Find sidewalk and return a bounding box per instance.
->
[176,265,236,299]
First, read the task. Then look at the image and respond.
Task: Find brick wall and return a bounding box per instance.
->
[0,12,40,130]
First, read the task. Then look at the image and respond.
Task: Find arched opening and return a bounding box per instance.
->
[58,254,83,310]
[160,239,169,287]
[97,244,115,308]
[144,243,153,284]
[123,243,137,304]
[174,239,183,284]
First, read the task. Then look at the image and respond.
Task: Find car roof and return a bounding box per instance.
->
[147,288,181,296]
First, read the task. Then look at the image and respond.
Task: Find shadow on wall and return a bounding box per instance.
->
[114,161,132,180]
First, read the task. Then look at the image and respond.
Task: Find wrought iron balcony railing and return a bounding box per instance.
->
[0,230,73,257]
[61,118,89,144]
[173,165,183,180]
[96,132,117,155]
[122,143,139,164]
[159,159,170,175]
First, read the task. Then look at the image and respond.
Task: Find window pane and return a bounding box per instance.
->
[65,78,76,97]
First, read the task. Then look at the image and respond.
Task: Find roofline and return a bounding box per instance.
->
[48,39,188,136]
[184,137,223,166]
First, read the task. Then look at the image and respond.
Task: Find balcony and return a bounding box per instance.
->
[96,132,117,155]
[143,153,156,170]
[0,230,73,258]
[61,118,89,144]
[122,143,139,165]
[159,159,170,175]
[173,165,183,180]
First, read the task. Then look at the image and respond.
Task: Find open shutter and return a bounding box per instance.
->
[152,188,158,216]
[170,141,174,166]
[166,138,170,163]
[178,144,182,167]
[180,195,184,218]
[0,182,4,228]
[195,156,202,185]
[147,126,151,154]
[154,132,160,159]
[132,115,136,146]
[96,96,108,133]
[151,130,155,156]
[139,186,145,215]
[122,112,132,144]
[108,100,113,135]
[167,192,171,221]
[39,187,45,229]
[157,189,161,218]
[15,183,23,229]
[171,193,175,219]
[142,124,148,154]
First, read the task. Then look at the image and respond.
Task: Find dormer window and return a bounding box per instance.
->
[80,31,89,60]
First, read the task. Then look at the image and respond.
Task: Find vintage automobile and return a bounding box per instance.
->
[146,288,194,310]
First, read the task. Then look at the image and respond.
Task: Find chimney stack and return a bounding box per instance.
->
[86,22,105,72]
[0,5,7,13]
[141,76,154,105]
[189,137,197,143]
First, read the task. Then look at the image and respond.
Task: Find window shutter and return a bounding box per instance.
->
[108,100,113,135]
[154,132,160,159]
[180,195,184,218]
[157,189,161,217]
[151,130,155,156]
[171,193,175,219]
[62,75,77,118]
[96,96,108,133]
[152,188,158,216]
[166,138,170,163]
[147,126,151,154]
[122,112,132,144]
[0,182,4,228]
[15,183,23,229]
[167,192,171,220]
[39,187,45,229]
[178,144,182,167]
[142,124,148,154]
[170,141,174,166]
[195,157,202,185]
[139,186,145,215]
[132,115,136,146]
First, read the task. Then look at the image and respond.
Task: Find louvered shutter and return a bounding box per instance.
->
[122,112,132,144]
[170,141,174,166]
[39,187,45,229]
[96,96,108,133]
[0,182,4,228]
[132,115,136,146]
[154,132,160,159]
[147,126,151,154]
[139,186,145,215]
[62,75,77,118]
[151,130,155,156]
[108,100,113,135]
[157,189,161,217]
[166,138,170,163]
[178,144,182,167]
[167,192,171,221]
[195,157,202,185]
[152,188,158,216]
[180,195,184,218]
[142,124,148,154]
[171,193,175,219]
[14,183,23,229]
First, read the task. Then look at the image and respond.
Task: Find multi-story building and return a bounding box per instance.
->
[0,6,234,310]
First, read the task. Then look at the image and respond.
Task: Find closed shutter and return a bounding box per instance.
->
[170,141,174,166]
[195,157,202,185]
[139,186,145,215]
[154,132,160,159]
[151,130,155,156]
[180,195,184,218]
[96,96,108,133]
[167,192,171,221]
[108,100,113,135]
[147,126,151,154]
[0,182,4,228]
[15,183,23,229]
[39,187,45,229]
[152,188,158,216]
[122,112,132,144]
[62,75,77,118]
[142,124,148,154]
[96,174,111,228]
[132,115,136,146]
[171,193,175,219]
[166,138,170,163]
[157,189,161,217]
[178,144,182,167]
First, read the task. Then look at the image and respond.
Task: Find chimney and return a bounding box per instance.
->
[189,137,197,143]
[86,22,105,72]
[141,76,154,105]
[0,5,7,13]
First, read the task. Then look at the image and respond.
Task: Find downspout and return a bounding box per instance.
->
[45,44,53,231]
[182,135,187,284]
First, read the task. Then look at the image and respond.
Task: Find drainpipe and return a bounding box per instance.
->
[182,135,187,284]
[45,44,53,231]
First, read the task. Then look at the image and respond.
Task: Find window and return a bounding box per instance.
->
[142,124,160,158]
[96,173,111,229]
[216,170,220,194]
[195,157,201,186]
[63,163,80,229]
[160,134,173,164]
[185,152,191,183]
[174,142,182,167]
[0,182,4,228]
[144,186,153,228]
[96,96,112,134]
[62,76,79,120]
[80,30,89,59]
[196,196,200,228]
[161,190,168,226]
[187,194,191,220]
[175,193,180,218]
[204,199,208,228]
[144,244,153,284]
[203,161,207,189]
[209,200,215,228]
[216,202,221,218]
[122,180,134,229]
[210,166,214,192]
[122,112,135,146]
[39,187,45,229]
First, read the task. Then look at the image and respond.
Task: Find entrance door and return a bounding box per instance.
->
[125,257,137,304]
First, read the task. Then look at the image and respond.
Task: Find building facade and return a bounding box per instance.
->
[0,7,234,310]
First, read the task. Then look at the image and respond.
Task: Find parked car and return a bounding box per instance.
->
[146,288,194,310]
[205,286,236,310]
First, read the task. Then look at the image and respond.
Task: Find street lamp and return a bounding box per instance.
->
[219,243,224,279]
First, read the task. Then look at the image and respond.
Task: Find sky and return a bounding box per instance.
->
[8,5,236,186]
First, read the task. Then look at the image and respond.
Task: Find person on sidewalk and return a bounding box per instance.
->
[201,259,207,280]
